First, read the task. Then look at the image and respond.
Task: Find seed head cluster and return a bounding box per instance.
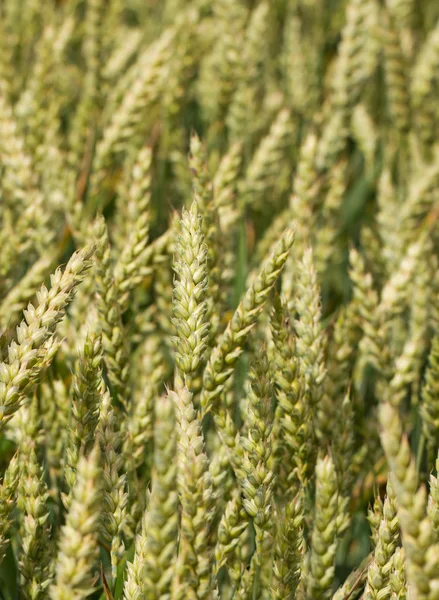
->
[2,1,439,599]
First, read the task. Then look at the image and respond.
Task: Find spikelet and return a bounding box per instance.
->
[114,146,152,312]
[0,453,19,562]
[171,386,216,599]
[239,108,293,210]
[102,29,142,88]
[282,12,314,117]
[40,379,70,488]
[322,305,360,445]
[188,133,226,344]
[123,514,149,600]
[351,104,378,177]
[271,494,304,600]
[214,489,248,574]
[314,159,348,275]
[334,0,379,110]
[390,547,407,600]
[172,201,209,384]
[294,248,326,427]
[68,0,105,166]
[380,4,411,135]
[422,340,439,468]
[369,493,385,549]
[0,246,95,428]
[380,238,425,317]
[18,447,53,599]
[226,1,270,143]
[349,248,390,379]
[289,132,320,257]
[387,0,416,57]
[135,394,178,599]
[397,156,439,254]
[411,19,439,148]
[201,226,295,415]
[270,294,312,491]
[305,455,339,600]
[15,24,59,162]
[331,394,358,535]
[197,0,248,126]
[96,389,129,580]
[63,332,103,506]
[94,216,129,405]
[123,335,166,472]
[212,142,243,231]
[379,402,439,600]
[239,355,274,529]
[200,228,294,482]
[91,22,179,187]
[228,354,274,597]
[364,482,399,600]
[0,254,53,329]
[0,86,51,258]
[50,447,101,599]
[317,0,378,170]
[161,11,208,123]
[376,168,400,275]
[153,246,176,341]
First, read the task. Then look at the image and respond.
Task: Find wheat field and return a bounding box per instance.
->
[1,0,439,598]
